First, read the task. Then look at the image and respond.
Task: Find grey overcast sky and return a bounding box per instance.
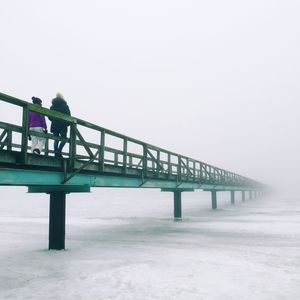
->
[1,0,300,190]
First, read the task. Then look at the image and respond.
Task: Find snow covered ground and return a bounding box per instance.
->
[0,187,299,300]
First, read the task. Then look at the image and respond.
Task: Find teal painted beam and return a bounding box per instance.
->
[0,168,260,191]
[161,188,194,192]
[28,185,90,193]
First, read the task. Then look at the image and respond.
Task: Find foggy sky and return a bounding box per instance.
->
[1,0,300,190]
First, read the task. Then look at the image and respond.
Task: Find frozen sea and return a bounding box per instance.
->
[0,187,299,300]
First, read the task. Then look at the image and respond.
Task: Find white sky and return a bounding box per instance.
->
[1,0,300,190]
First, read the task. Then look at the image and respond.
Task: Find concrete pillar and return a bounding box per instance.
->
[231,191,235,205]
[249,191,253,200]
[49,192,66,250]
[211,191,217,209]
[174,190,182,219]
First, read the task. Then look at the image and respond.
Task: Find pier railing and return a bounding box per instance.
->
[0,92,261,188]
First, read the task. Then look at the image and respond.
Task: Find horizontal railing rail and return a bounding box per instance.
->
[0,92,263,188]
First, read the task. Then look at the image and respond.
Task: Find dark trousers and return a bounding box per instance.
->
[53,130,67,154]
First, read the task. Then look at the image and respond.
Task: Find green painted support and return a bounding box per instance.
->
[0,91,267,251]
[174,190,182,219]
[161,188,194,219]
[231,190,235,205]
[49,192,66,250]
[167,153,172,179]
[211,191,217,209]
[0,91,265,194]
[99,129,105,172]
[123,138,128,174]
[7,130,12,151]
[249,191,253,199]
[242,190,246,202]
[161,188,194,192]
[21,106,29,164]
[28,185,90,193]
[143,145,147,177]
[69,124,76,170]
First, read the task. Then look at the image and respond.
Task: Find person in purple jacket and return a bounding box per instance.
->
[29,97,47,154]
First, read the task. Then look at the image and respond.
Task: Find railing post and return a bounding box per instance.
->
[143,144,147,179]
[7,129,12,151]
[114,153,118,166]
[200,162,204,181]
[156,150,160,176]
[193,161,196,181]
[168,153,172,179]
[178,155,182,182]
[68,124,76,170]
[44,134,49,156]
[21,106,29,163]
[129,156,133,168]
[123,138,128,174]
[99,129,105,172]
[186,158,190,180]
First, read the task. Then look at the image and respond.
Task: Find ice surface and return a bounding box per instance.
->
[0,188,299,299]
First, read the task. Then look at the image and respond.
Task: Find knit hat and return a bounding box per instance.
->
[56,93,64,99]
[31,97,42,105]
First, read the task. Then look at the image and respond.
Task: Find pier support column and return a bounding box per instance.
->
[211,191,217,209]
[249,191,253,200]
[28,185,90,251]
[161,188,194,220]
[254,191,257,198]
[231,191,235,205]
[174,190,182,219]
[49,192,66,250]
[242,191,246,202]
